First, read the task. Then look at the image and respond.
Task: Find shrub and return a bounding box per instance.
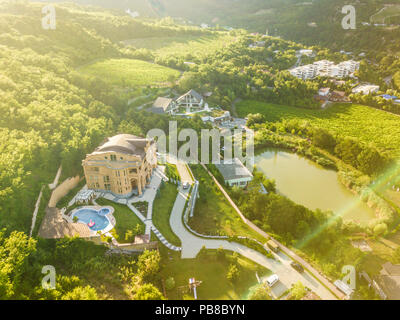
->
[165,277,176,290]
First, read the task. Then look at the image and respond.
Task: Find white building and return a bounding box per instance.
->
[290,60,360,80]
[298,49,314,57]
[176,89,204,112]
[214,158,253,188]
[318,87,330,96]
[289,64,317,80]
[352,84,380,95]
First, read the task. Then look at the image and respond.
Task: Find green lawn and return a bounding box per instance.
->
[79,58,180,87]
[161,250,271,300]
[123,33,237,59]
[152,182,181,247]
[237,100,400,158]
[96,198,145,243]
[188,164,267,243]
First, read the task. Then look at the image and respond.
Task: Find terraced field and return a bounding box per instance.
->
[79,58,181,87]
[123,33,237,59]
[237,100,400,158]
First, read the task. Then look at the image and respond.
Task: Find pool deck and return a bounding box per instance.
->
[38,207,93,239]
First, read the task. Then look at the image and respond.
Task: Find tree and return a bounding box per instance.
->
[165,277,176,290]
[134,283,164,300]
[0,230,37,299]
[289,281,307,300]
[216,247,226,261]
[226,264,240,282]
[312,128,336,152]
[196,246,208,261]
[62,285,98,300]
[246,113,266,127]
[137,250,161,282]
[248,284,272,300]
[373,223,388,236]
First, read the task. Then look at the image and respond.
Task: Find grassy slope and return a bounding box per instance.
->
[161,250,271,300]
[188,164,266,243]
[124,33,237,59]
[96,198,145,243]
[152,182,181,247]
[79,58,181,87]
[237,100,400,158]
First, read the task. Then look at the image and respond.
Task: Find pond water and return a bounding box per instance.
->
[254,148,376,224]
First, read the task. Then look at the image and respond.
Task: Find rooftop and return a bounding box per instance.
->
[94,134,152,158]
[378,263,400,300]
[214,158,253,181]
[179,89,203,101]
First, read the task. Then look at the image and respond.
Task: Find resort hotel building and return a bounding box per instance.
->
[82,134,157,198]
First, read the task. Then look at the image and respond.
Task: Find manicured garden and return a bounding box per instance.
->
[160,249,271,300]
[188,164,267,243]
[152,182,181,247]
[80,58,181,87]
[96,198,145,243]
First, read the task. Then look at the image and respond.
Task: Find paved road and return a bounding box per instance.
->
[200,164,345,300]
[169,183,337,300]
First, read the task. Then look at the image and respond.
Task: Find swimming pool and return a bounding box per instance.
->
[71,207,112,232]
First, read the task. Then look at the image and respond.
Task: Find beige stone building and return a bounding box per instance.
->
[82,134,157,197]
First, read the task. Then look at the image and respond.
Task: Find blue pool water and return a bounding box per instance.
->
[72,208,110,231]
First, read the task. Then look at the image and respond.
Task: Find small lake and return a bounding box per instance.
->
[254,148,376,224]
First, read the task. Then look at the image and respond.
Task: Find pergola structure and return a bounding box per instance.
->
[75,189,95,204]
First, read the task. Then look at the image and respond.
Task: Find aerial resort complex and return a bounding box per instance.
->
[5,0,400,304]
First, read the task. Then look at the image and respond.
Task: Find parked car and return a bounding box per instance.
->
[266,274,279,287]
[290,262,304,273]
[183,182,190,190]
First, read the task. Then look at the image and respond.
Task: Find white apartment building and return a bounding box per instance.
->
[290,60,360,80]
[289,64,317,80]
[352,84,380,95]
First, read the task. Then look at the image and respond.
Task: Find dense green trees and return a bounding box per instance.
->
[254,119,391,177]
[173,36,319,110]
[0,230,36,299]
[0,231,164,300]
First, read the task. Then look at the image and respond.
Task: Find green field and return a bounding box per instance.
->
[161,250,271,300]
[152,182,181,247]
[237,100,400,158]
[123,33,237,59]
[80,59,181,87]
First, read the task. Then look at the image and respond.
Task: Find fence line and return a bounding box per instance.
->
[29,186,45,238]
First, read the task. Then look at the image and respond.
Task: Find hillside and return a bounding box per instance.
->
[38,0,400,56]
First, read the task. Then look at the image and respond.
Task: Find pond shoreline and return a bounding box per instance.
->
[254,146,378,225]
